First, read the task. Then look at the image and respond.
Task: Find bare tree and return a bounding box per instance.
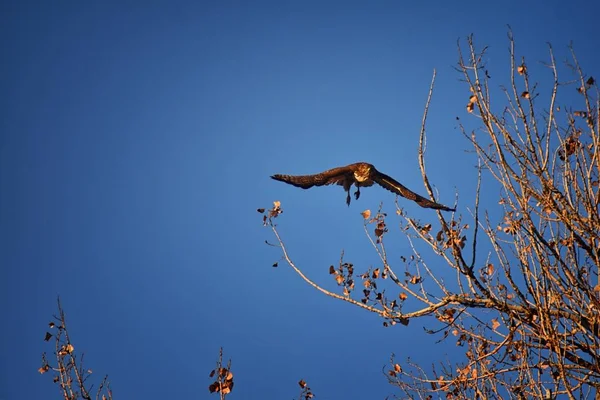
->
[39,297,112,400]
[261,31,599,399]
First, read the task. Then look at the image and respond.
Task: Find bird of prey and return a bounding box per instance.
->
[271,162,455,211]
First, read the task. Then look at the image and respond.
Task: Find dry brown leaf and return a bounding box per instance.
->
[421,224,432,234]
[299,379,307,388]
[335,274,344,285]
[38,365,49,374]
[361,209,371,219]
[467,102,474,113]
[44,332,52,342]
[517,64,526,75]
[487,264,494,275]
[436,230,443,242]
[328,265,335,274]
[273,200,281,208]
[372,268,380,279]
[491,319,500,330]
[521,91,530,99]
[399,292,408,301]
[444,308,456,319]
[469,95,477,104]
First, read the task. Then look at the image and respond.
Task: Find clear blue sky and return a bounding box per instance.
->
[1,1,599,399]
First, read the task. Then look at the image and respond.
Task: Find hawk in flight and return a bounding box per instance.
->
[271,162,455,211]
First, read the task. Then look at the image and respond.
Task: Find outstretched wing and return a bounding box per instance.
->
[373,170,455,211]
[271,165,354,189]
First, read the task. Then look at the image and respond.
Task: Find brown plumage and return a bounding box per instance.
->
[271,162,455,211]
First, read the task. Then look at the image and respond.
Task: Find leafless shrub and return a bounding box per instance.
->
[208,347,234,399]
[39,297,112,400]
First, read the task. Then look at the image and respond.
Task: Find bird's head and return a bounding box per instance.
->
[354,163,372,182]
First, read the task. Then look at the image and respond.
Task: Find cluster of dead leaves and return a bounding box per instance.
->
[38,321,93,387]
[576,76,596,94]
[455,365,480,384]
[329,262,355,297]
[258,201,283,225]
[559,130,582,161]
[298,379,314,399]
[498,212,522,235]
[362,210,388,243]
[38,363,50,375]
[39,320,67,375]
[466,94,477,113]
[328,250,410,327]
[330,261,392,306]
[404,271,422,286]
[436,221,467,250]
[388,363,402,377]
[58,343,75,356]
[208,367,234,396]
[359,267,387,306]
[437,308,457,324]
